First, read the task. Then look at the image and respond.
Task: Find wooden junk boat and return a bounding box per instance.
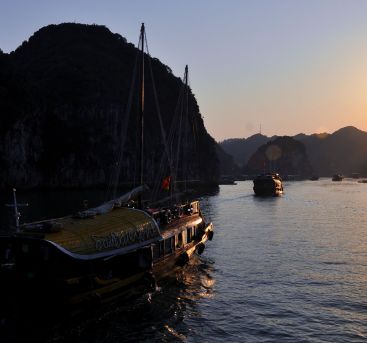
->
[0,188,213,312]
[253,173,284,196]
[0,23,213,317]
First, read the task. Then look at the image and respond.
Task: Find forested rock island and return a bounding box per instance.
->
[0,23,219,190]
[221,126,367,177]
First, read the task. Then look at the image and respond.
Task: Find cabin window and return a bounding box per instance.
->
[193,226,197,238]
[176,233,183,248]
[187,228,192,243]
[138,249,152,270]
[152,243,160,260]
[164,237,173,254]
[182,230,187,245]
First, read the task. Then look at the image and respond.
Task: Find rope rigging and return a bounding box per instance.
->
[105,32,141,201]
[106,24,173,203]
[150,66,195,204]
[105,23,201,206]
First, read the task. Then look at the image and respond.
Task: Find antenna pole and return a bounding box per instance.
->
[13,188,19,230]
[5,188,28,232]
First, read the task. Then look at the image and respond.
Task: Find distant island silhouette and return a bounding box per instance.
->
[244,136,313,178]
[220,126,367,177]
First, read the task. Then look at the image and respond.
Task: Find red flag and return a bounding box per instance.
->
[162,176,171,191]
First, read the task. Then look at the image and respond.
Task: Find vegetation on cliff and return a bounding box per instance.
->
[0,23,219,190]
[296,126,367,176]
[244,136,313,178]
[221,126,367,177]
[220,134,269,168]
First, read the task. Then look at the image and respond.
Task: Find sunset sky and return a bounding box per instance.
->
[1,0,367,141]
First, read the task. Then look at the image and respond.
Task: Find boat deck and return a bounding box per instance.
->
[20,207,160,256]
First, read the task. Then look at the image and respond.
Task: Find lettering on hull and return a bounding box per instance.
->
[91,224,159,251]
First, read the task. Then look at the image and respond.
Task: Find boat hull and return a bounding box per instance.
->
[153,222,213,279]
[253,188,283,196]
[253,179,283,196]
[0,206,213,320]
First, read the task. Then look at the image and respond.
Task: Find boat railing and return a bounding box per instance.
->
[147,201,197,227]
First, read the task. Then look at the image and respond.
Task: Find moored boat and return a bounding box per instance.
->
[0,188,213,313]
[0,23,214,318]
[352,173,360,179]
[253,173,283,196]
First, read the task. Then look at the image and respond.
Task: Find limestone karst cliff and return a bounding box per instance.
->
[0,23,219,190]
[244,136,313,178]
[220,127,367,177]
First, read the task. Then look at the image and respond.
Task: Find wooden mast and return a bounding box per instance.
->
[170,65,189,202]
[183,65,189,193]
[138,23,145,208]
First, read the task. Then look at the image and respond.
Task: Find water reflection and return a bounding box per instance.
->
[4,179,367,342]
[51,255,214,342]
[0,254,215,343]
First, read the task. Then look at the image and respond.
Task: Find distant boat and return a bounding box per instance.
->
[358,179,367,183]
[309,175,319,181]
[219,175,236,185]
[332,174,344,181]
[253,173,283,196]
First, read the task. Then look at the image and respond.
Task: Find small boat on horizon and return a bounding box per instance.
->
[253,173,284,196]
[218,175,237,185]
[332,174,344,181]
[309,175,319,181]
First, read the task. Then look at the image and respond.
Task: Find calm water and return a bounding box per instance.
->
[2,179,367,342]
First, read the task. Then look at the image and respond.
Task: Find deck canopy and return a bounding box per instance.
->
[22,208,162,259]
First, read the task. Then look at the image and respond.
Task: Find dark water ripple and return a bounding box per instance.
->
[199,179,367,343]
[2,178,367,342]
